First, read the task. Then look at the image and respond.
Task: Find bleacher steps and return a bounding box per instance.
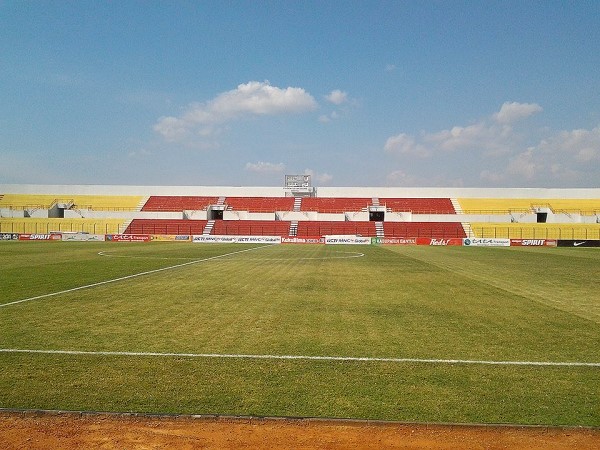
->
[461,222,473,238]
[371,197,380,206]
[137,196,150,211]
[289,220,298,236]
[375,221,385,237]
[121,219,133,234]
[203,220,215,235]
[293,197,302,212]
[217,197,226,205]
[450,198,462,214]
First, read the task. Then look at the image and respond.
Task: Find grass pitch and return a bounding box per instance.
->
[0,241,599,425]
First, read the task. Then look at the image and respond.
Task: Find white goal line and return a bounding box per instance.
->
[0,348,598,367]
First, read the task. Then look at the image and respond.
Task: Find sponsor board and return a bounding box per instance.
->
[151,235,191,242]
[0,233,19,240]
[510,239,557,247]
[18,234,61,241]
[106,234,151,242]
[371,237,417,245]
[192,235,281,244]
[557,240,600,248]
[417,238,463,246]
[463,238,510,247]
[282,236,325,244]
[324,235,371,245]
[62,233,106,242]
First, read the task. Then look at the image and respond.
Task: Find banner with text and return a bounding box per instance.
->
[192,235,281,244]
[18,234,61,241]
[0,233,19,240]
[510,239,557,247]
[372,237,417,245]
[417,238,463,246]
[151,235,192,242]
[463,238,510,247]
[62,233,106,242]
[282,236,325,244]
[324,236,371,245]
[106,234,151,242]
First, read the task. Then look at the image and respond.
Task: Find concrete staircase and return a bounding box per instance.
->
[203,220,215,235]
[289,220,298,236]
[375,221,384,237]
[293,197,302,212]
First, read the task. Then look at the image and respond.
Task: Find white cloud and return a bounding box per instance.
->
[245,161,286,173]
[384,133,430,157]
[504,126,600,182]
[325,90,348,105]
[154,81,317,142]
[319,111,340,124]
[304,168,333,184]
[493,101,543,124]
[384,102,600,187]
[385,102,543,157]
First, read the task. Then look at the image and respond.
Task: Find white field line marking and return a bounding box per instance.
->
[97,251,365,261]
[0,245,272,309]
[0,348,598,367]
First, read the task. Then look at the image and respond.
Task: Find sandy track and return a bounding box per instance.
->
[1,411,599,449]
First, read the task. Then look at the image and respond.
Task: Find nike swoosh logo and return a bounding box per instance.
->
[574,242,586,246]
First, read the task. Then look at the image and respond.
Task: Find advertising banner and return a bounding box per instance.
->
[151,235,191,242]
[106,234,151,242]
[62,233,106,242]
[324,236,371,245]
[282,236,324,244]
[417,238,463,246]
[510,239,557,247]
[463,238,510,247]
[557,240,600,248]
[192,235,281,244]
[0,233,19,240]
[371,237,417,245]
[18,234,61,241]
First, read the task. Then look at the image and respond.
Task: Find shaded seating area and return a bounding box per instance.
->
[296,221,376,237]
[223,197,295,212]
[470,223,600,240]
[379,198,455,214]
[383,222,466,238]
[125,219,208,235]
[212,220,291,236]
[141,196,219,212]
[300,198,371,213]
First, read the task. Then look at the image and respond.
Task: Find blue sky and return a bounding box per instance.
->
[1,1,599,188]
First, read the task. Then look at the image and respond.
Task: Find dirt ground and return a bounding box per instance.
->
[1,411,599,450]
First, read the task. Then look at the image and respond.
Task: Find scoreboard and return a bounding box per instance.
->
[284,175,311,188]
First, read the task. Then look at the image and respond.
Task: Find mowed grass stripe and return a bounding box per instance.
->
[0,353,598,426]
[383,245,600,323]
[1,244,598,363]
[0,243,599,426]
[0,244,270,307]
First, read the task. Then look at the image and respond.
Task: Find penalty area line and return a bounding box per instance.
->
[0,348,598,368]
[0,245,272,309]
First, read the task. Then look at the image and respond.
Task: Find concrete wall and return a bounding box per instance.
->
[3,184,600,199]
[64,210,183,220]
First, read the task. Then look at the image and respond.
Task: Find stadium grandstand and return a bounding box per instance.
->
[1,183,599,241]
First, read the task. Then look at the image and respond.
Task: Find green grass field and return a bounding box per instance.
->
[0,241,599,426]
